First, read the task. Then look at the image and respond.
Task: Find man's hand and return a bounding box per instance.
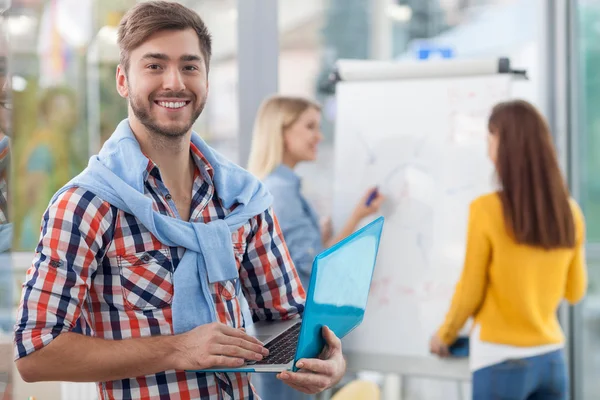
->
[172,322,269,370]
[15,323,270,383]
[277,326,346,394]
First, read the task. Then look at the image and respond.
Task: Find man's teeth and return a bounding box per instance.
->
[158,101,187,109]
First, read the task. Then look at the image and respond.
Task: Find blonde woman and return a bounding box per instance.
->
[248,95,384,290]
[247,96,383,400]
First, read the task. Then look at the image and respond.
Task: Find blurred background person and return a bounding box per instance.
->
[430,100,587,400]
[247,95,384,400]
[248,95,384,290]
[14,85,83,251]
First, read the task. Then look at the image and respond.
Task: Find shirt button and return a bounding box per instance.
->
[141,254,151,262]
[165,194,172,201]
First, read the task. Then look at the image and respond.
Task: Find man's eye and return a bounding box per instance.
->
[184,66,198,71]
[148,64,161,70]
[0,101,11,111]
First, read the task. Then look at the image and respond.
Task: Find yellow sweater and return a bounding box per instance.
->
[438,192,587,347]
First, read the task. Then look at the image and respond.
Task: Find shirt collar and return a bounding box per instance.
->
[273,164,301,186]
[143,142,214,184]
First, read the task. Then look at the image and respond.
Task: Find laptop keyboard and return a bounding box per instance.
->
[247,323,301,365]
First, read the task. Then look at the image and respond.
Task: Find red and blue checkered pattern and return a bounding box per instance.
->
[14,144,306,399]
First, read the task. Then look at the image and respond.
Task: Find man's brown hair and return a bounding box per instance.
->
[117,1,212,73]
[488,99,575,249]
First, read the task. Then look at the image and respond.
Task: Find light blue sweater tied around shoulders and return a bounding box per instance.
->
[52,119,272,334]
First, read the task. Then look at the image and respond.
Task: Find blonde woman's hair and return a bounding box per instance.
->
[247,95,321,180]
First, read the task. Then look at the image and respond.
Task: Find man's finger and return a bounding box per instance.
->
[295,359,334,376]
[217,325,266,347]
[278,370,330,392]
[218,335,269,356]
[208,355,245,368]
[322,326,342,351]
[318,344,334,360]
[212,344,264,361]
[277,372,320,394]
[277,376,312,394]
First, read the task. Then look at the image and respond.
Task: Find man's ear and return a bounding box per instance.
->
[116,64,129,98]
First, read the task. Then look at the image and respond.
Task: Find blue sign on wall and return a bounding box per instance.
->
[414,41,455,60]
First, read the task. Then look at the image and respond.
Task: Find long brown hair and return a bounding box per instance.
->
[488,100,575,249]
[247,96,321,180]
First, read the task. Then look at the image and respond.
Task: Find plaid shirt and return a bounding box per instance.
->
[14,143,306,400]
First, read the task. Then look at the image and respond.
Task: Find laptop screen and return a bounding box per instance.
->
[293,217,384,366]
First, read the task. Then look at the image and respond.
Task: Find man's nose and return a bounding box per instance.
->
[163,68,185,92]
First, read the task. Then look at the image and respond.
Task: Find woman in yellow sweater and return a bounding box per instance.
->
[429,100,587,400]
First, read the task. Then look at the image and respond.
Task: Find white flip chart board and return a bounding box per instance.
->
[331,59,521,359]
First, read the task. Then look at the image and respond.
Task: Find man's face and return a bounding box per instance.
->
[116,28,209,138]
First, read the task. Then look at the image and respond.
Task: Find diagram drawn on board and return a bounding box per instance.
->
[369,276,456,308]
[353,129,436,206]
[334,72,519,359]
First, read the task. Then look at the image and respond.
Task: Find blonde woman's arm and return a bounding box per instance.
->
[325,187,384,248]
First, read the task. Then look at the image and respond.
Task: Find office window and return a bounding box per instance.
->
[276,1,539,398]
[7,1,238,398]
[9,0,238,253]
[574,2,600,398]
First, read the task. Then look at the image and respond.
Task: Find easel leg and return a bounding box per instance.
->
[382,374,402,400]
[316,388,332,400]
[456,381,464,400]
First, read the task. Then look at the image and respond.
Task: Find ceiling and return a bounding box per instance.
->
[3,0,517,61]
[5,0,325,61]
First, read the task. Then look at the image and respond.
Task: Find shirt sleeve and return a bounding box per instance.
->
[268,184,322,277]
[565,200,587,305]
[239,207,306,322]
[14,187,114,359]
[437,199,491,345]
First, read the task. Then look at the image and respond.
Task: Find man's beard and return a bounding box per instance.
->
[129,91,205,138]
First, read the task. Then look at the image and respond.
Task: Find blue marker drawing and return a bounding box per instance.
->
[365,187,379,206]
[355,130,377,165]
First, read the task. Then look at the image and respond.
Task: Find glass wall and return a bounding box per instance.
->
[574,1,600,398]
[277,0,547,398]
[278,0,543,222]
[10,0,92,252]
[0,2,12,399]
[7,0,239,398]
[8,0,238,256]
[4,0,598,398]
